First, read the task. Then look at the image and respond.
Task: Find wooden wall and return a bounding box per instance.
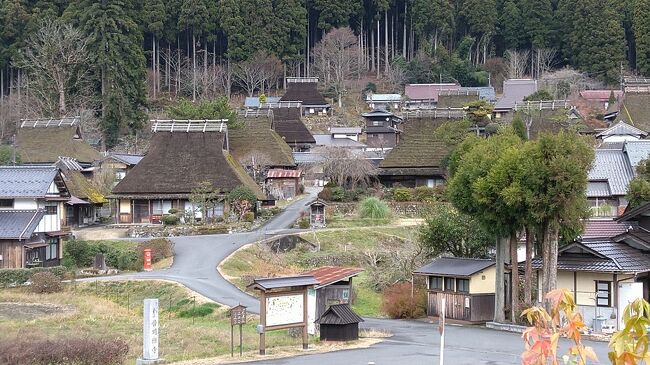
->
[316,284,350,320]
[427,291,495,322]
[0,240,23,269]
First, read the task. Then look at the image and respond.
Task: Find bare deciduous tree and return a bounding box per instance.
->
[320,147,376,188]
[234,52,282,97]
[312,27,362,107]
[239,150,273,182]
[14,20,93,116]
[505,49,529,79]
[536,48,557,77]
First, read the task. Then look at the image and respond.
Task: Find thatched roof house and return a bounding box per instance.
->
[378,118,451,187]
[111,120,264,224]
[281,77,330,115]
[271,107,315,151]
[16,117,100,165]
[229,116,296,168]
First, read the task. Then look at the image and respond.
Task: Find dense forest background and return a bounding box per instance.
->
[0,0,649,147]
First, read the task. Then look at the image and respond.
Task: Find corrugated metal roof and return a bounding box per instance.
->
[247,275,319,290]
[313,135,367,148]
[597,121,648,138]
[581,219,629,239]
[368,94,402,102]
[330,127,362,134]
[0,210,45,239]
[316,304,364,325]
[293,152,325,164]
[494,79,537,110]
[0,166,59,198]
[461,86,497,102]
[266,169,302,178]
[588,149,634,196]
[301,266,364,288]
[110,153,144,166]
[404,83,460,102]
[624,140,650,172]
[414,257,495,277]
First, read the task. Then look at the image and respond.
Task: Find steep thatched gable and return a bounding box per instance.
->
[229,117,296,167]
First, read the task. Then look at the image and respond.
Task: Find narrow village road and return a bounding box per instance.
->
[87,187,612,364]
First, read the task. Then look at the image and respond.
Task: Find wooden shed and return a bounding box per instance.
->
[316,304,363,341]
[413,257,496,323]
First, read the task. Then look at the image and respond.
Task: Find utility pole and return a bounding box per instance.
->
[11,133,16,165]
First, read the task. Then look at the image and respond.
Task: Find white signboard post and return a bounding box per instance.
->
[137,299,162,365]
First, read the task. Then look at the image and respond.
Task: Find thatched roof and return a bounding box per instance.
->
[620,93,650,131]
[280,82,329,106]
[60,169,107,204]
[229,117,296,167]
[272,108,315,145]
[379,118,450,175]
[515,109,593,139]
[16,125,101,164]
[112,131,264,199]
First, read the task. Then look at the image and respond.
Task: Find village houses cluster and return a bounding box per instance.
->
[3,75,650,337]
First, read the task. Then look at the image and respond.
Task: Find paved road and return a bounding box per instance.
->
[88,188,613,364]
[89,189,320,310]
[252,318,611,365]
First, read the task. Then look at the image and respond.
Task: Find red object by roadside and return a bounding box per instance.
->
[143,249,152,271]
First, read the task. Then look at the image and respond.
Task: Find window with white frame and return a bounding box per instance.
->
[596,281,611,307]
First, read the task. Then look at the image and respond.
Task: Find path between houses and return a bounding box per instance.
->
[81,190,613,364]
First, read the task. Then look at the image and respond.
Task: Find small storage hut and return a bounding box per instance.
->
[316,304,363,341]
[306,199,327,227]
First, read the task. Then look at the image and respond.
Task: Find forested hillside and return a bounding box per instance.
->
[0,0,648,146]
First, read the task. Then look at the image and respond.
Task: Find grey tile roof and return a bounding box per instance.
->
[624,140,650,172]
[494,79,537,110]
[531,239,650,273]
[0,166,58,198]
[587,181,611,197]
[293,152,325,164]
[588,149,634,196]
[414,257,495,277]
[597,121,648,138]
[247,275,319,290]
[313,135,366,148]
[0,210,45,239]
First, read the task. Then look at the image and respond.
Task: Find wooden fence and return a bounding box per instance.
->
[427,291,494,322]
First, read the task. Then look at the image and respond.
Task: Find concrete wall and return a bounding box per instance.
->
[470,266,496,294]
[13,198,37,210]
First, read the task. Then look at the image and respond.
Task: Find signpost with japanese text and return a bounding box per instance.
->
[230,305,247,357]
[137,298,162,365]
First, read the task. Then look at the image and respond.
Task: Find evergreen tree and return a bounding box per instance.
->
[64,0,147,147]
[314,0,360,31]
[499,0,523,50]
[634,0,650,75]
[411,0,454,50]
[520,0,552,49]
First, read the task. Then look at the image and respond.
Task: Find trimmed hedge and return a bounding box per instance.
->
[63,239,174,271]
[0,266,72,288]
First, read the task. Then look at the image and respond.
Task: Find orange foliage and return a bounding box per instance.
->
[521,289,598,365]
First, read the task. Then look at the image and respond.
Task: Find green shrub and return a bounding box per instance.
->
[359,197,391,219]
[330,186,346,201]
[30,272,63,294]
[177,303,220,318]
[162,214,179,225]
[63,240,95,267]
[392,187,413,202]
[298,217,310,229]
[0,267,72,288]
[412,186,438,203]
[243,211,255,222]
[168,208,179,215]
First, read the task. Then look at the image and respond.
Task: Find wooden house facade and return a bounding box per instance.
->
[281,77,331,116]
[110,120,264,224]
[361,110,403,150]
[414,257,496,323]
[0,166,70,269]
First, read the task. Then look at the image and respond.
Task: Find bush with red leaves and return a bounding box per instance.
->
[381,282,427,319]
[30,272,63,294]
[0,337,129,365]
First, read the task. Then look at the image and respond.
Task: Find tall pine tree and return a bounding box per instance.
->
[634,0,650,75]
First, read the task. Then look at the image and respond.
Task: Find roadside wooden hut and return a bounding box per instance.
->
[305,199,327,227]
[316,304,363,341]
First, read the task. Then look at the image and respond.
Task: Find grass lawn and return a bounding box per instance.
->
[0,281,310,364]
[220,226,419,318]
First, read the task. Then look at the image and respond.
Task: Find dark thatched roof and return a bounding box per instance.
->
[280,82,329,106]
[379,118,451,175]
[112,132,264,199]
[229,117,296,167]
[436,93,479,108]
[620,93,650,131]
[272,108,316,145]
[514,109,593,139]
[16,126,101,164]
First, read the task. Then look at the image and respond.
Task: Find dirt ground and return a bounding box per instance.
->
[72,226,129,240]
[0,302,75,321]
